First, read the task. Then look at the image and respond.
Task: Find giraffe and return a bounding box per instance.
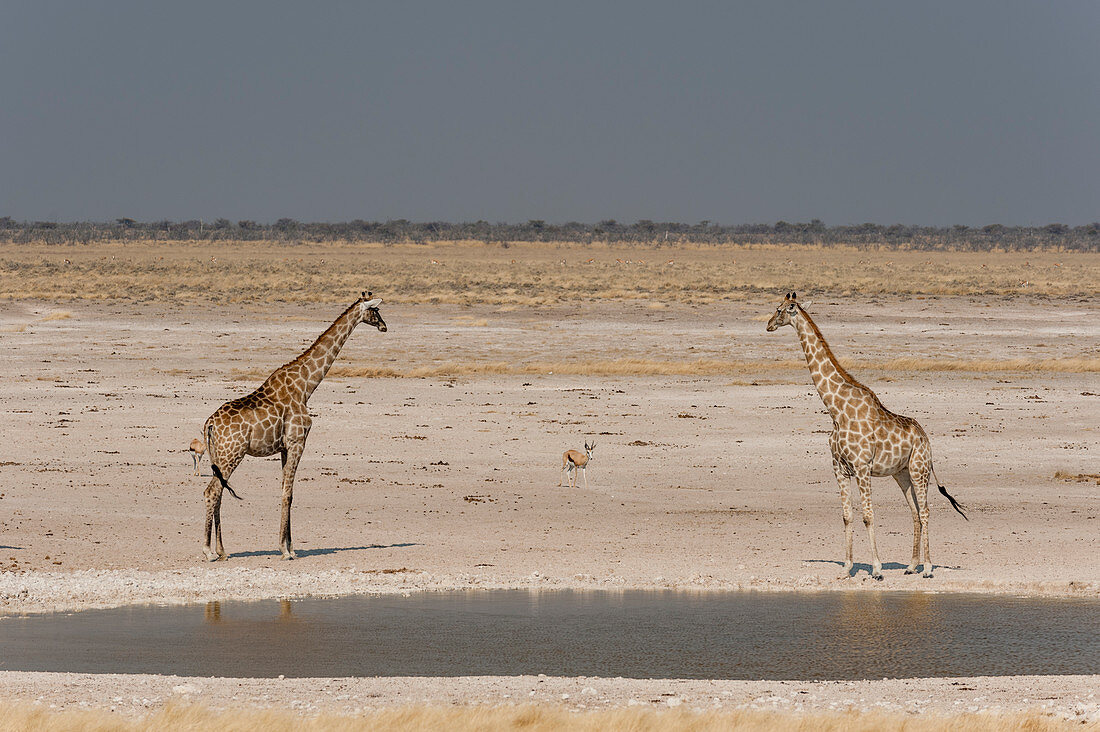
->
[766,292,966,579]
[200,292,387,561]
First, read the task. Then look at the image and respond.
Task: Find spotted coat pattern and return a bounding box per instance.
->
[767,293,939,578]
[200,296,386,561]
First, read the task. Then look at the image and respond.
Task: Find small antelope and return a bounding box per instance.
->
[559,441,595,488]
[189,437,206,476]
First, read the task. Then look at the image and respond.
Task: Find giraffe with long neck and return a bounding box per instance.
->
[201,293,387,561]
[767,292,966,579]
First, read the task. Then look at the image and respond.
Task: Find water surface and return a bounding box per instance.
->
[0,590,1096,679]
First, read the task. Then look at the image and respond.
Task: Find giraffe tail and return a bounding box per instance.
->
[206,424,243,501]
[932,467,967,520]
[211,464,242,501]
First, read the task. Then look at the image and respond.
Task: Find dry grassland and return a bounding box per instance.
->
[0,240,1096,305]
[0,308,71,332]
[225,355,1100,381]
[0,703,1091,732]
[1054,470,1100,484]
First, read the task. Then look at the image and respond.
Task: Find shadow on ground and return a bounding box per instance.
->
[229,543,420,559]
[804,558,963,576]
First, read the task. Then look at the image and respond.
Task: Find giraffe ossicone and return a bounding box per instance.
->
[200,293,388,561]
[766,292,966,580]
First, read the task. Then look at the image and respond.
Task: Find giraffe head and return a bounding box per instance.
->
[766,291,802,331]
[356,291,387,332]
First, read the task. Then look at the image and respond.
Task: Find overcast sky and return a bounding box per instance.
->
[1,2,1097,225]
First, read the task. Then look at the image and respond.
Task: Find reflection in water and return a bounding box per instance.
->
[896,590,936,634]
[1,590,1097,680]
[825,588,937,639]
[205,599,297,625]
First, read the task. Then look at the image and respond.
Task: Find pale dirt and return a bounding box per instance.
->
[0,672,1098,721]
[0,296,1097,716]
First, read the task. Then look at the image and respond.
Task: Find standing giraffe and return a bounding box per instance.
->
[766,292,966,579]
[201,292,387,561]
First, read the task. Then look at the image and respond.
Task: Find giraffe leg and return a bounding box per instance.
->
[203,452,243,561]
[279,445,301,560]
[894,469,921,574]
[909,460,933,577]
[832,457,854,576]
[856,466,882,580]
[279,417,311,560]
[213,489,226,560]
[202,481,218,561]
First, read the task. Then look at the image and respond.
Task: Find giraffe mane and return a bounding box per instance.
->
[266,300,361,382]
[797,304,887,409]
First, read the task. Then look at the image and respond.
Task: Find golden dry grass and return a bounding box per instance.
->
[1053,470,1100,484]
[0,309,72,333]
[451,316,489,327]
[0,703,1091,732]
[227,356,1100,380]
[863,357,1100,373]
[1,240,1096,305]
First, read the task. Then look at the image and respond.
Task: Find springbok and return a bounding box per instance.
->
[559,441,595,488]
[189,438,206,476]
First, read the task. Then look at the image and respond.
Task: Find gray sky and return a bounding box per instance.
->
[2,2,1097,225]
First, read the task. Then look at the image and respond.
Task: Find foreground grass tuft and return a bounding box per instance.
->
[0,703,1093,732]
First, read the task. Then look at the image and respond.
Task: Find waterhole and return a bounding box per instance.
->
[0,590,1096,679]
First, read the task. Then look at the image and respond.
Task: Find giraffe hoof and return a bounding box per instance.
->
[904,568,918,575]
[871,573,883,581]
[216,554,228,562]
[281,552,297,561]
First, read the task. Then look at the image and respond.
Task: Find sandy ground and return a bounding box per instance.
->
[0,296,1096,603]
[0,295,1097,716]
[0,672,1098,721]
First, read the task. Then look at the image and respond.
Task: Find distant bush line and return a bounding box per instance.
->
[0,217,1097,252]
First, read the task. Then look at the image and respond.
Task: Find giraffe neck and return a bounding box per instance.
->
[791,308,856,419]
[286,303,360,402]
